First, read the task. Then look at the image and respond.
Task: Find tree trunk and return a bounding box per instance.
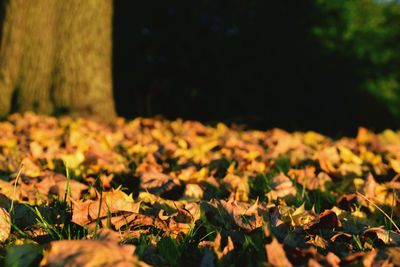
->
[0,0,116,121]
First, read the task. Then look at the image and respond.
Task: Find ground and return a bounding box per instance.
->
[0,112,400,266]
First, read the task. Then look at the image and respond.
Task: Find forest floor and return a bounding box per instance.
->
[1,113,400,266]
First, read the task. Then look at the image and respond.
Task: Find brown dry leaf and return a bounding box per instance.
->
[360,173,395,207]
[99,174,114,188]
[0,208,11,242]
[70,200,92,227]
[55,179,88,201]
[265,238,293,267]
[71,189,140,227]
[267,173,296,200]
[362,250,378,267]
[40,229,148,267]
[217,198,263,232]
[140,169,181,196]
[270,129,303,158]
[21,158,41,177]
[184,202,201,221]
[356,127,376,144]
[361,173,377,200]
[213,232,234,260]
[318,147,340,174]
[307,258,322,267]
[168,206,196,236]
[183,183,204,199]
[89,190,140,218]
[168,219,191,236]
[362,227,400,245]
[111,212,170,234]
[369,247,400,266]
[326,252,341,267]
[342,251,375,266]
[222,173,249,202]
[0,179,21,201]
[289,167,322,191]
[171,206,193,224]
[35,172,88,201]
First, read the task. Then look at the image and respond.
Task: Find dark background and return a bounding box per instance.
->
[113,0,400,137]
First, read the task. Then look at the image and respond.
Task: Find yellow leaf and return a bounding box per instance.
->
[390,159,400,174]
[60,151,85,169]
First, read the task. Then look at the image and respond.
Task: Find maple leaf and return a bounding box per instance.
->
[71,189,140,228]
[209,198,264,232]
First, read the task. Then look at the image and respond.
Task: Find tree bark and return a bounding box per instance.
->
[0,0,116,121]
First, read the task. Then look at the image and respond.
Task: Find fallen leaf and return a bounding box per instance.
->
[267,173,296,200]
[222,173,249,202]
[265,238,293,267]
[213,232,234,260]
[71,189,140,227]
[111,212,169,234]
[40,229,148,267]
[326,252,341,267]
[362,227,400,245]
[184,183,204,199]
[0,208,11,242]
[217,198,263,232]
[140,169,181,196]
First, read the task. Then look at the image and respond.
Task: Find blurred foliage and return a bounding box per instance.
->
[313,0,400,118]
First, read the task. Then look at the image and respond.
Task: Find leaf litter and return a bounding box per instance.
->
[1,113,400,266]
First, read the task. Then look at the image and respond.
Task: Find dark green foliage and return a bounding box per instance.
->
[157,237,181,266]
[313,0,400,119]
